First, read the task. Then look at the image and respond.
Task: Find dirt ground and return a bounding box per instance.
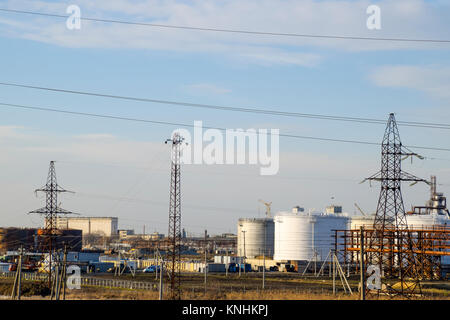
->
[1,272,449,300]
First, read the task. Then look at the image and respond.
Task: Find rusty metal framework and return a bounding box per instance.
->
[165,133,185,300]
[359,113,430,297]
[30,161,75,286]
[335,226,450,281]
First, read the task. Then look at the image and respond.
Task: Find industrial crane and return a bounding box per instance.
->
[354,203,367,216]
[258,199,272,218]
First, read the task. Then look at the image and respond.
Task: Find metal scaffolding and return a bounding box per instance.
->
[335,226,450,281]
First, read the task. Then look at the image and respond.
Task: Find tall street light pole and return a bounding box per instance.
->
[263,221,266,290]
[242,230,247,275]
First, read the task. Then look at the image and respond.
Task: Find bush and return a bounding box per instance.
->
[0,281,51,297]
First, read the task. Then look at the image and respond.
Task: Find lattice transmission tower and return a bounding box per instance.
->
[30,161,76,286]
[165,133,186,300]
[364,113,428,297]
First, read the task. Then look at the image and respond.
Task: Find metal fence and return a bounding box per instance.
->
[81,277,156,290]
[0,272,47,281]
[0,272,156,291]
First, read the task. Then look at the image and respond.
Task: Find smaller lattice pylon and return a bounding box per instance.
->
[165,133,187,300]
[29,161,77,286]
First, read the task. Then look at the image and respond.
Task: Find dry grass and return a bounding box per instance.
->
[61,288,358,300]
[58,287,449,300]
[4,287,450,300]
[65,287,160,300]
[1,274,448,300]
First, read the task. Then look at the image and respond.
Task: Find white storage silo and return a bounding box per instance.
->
[349,215,375,230]
[274,210,349,262]
[406,213,450,265]
[237,218,274,258]
[406,213,449,230]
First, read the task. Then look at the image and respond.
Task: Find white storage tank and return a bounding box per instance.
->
[349,215,375,230]
[237,218,274,258]
[406,213,449,230]
[274,209,349,262]
[406,213,450,265]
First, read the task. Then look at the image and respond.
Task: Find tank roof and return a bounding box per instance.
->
[274,211,348,218]
[238,217,273,222]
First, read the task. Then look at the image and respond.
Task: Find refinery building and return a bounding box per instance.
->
[50,216,118,237]
[235,177,450,274]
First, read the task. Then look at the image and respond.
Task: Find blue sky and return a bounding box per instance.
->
[0,0,449,235]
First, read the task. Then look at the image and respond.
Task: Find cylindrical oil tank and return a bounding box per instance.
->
[406,213,449,230]
[349,215,375,230]
[347,215,380,262]
[274,211,349,262]
[237,218,274,258]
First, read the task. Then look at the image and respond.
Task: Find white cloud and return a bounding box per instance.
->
[238,50,321,67]
[21,136,164,166]
[0,124,445,233]
[0,125,26,139]
[183,83,231,95]
[73,133,116,140]
[370,65,450,99]
[0,0,448,66]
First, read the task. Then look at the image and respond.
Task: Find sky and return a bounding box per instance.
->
[0,0,449,236]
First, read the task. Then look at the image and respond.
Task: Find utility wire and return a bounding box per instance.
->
[74,192,256,214]
[1,101,450,152]
[0,8,449,43]
[1,81,450,130]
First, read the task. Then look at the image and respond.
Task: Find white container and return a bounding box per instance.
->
[349,215,375,230]
[274,211,349,261]
[237,218,274,258]
[406,213,450,265]
[406,213,449,230]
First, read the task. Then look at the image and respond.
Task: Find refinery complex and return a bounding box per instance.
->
[0,114,449,301]
[1,2,450,315]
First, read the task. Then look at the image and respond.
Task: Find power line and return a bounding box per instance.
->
[1,81,450,130]
[1,8,450,43]
[74,191,257,215]
[0,101,380,145]
[1,101,450,152]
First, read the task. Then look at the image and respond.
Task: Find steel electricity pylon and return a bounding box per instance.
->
[165,133,186,300]
[29,161,76,286]
[363,113,428,297]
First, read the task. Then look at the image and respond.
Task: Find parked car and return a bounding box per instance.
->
[227,263,252,273]
[269,266,279,272]
[107,265,131,273]
[143,265,160,273]
[239,263,252,273]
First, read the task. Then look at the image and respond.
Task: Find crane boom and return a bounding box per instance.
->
[258,199,272,218]
[354,203,366,217]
